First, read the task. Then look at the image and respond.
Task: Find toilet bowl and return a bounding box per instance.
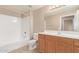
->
[27,33,38,50]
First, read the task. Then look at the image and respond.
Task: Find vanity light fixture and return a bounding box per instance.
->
[49,5,60,10]
[49,5,65,10]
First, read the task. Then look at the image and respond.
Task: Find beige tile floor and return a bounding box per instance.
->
[9,45,38,53]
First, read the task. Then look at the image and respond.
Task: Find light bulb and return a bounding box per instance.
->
[55,5,60,8]
[12,19,17,23]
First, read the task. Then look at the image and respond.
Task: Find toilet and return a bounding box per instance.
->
[27,33,38,50]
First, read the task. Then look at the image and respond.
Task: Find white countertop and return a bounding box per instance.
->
[38,30,79,39]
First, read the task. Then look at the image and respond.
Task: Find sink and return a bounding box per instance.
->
[59,31,79,39]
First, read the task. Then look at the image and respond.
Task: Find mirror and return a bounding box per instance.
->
[44,5,79,32]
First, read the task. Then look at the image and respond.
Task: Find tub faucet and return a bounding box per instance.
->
[24,32,27,40]
[24,32,26,35]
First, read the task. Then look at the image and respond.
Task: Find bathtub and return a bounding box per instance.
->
[0,14,28,53]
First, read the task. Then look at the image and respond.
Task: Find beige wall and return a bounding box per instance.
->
[0,8,20,17]
[45,15,60,30]
[33,6,49,33]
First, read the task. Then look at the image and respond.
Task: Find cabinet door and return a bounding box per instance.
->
[45,35,56,53]
[56,37,73,53]
[56,37,64,53]
[38,34,46,53]
[63,38,73,53]
[74,40,79,53]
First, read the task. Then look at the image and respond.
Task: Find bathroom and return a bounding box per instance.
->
[0,5,79,53]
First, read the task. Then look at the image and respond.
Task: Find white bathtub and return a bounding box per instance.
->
[0,14,27,53]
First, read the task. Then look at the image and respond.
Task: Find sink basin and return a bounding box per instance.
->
[59,31,79,39]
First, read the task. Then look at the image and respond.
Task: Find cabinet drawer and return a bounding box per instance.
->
[63,39,73,45]
[38,34,45,39]
[45,35,57,42]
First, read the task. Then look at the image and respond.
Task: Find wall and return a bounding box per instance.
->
[0,8,20,17]
[45,15,60,30]
[33,6,49,33]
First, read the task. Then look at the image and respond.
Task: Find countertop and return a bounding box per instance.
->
[38,31,79,39]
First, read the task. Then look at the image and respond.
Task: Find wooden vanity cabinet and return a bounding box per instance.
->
[38,34,78,53]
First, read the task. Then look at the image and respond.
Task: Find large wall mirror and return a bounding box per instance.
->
[44,5,79,32]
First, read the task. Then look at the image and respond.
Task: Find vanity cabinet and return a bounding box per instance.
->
[38,34,74,53]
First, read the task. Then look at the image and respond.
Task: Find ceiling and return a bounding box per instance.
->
[0,5,45,14]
